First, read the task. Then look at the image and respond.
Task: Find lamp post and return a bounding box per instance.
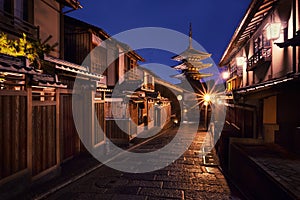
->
[203,94,211,130]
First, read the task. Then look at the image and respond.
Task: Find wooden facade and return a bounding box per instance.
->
[0,91,27,180]
[0,1,109,199]
[63,16,174,145]
[0,87,61,189]
[60,93,80,161]
[219,0,300,153]
[0,55,107,199]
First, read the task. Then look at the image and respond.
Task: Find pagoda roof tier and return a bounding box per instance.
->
[189,72,212,79]
[171,71,212,80]
[172,61,212,70]
[172,47,211,62]
[189,62,212,69]
[171,73,186,80]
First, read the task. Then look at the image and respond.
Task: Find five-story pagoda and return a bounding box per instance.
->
[172,23,213,83]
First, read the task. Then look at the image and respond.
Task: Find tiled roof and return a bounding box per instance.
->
[32,74,67,88]
[0,54,40,75]
[0,53,67,88]
[44,55,105,81]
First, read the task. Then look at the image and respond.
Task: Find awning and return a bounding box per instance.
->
[234,76,294,94]
[275,31,300,48]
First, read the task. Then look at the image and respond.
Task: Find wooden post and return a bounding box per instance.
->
[56,89,61,166]
[91,90,95,147]
[27,88,33,178]
[3,95,11,177]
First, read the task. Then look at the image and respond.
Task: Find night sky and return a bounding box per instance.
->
[67,0,251,83]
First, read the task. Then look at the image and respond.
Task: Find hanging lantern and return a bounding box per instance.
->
[236,56,246,67]
[265,22,281,40]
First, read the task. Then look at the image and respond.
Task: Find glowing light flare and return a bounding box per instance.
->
[191,80,226,110]
[177,95,183,101]
[222,71,230,80]
[203,94,211,102]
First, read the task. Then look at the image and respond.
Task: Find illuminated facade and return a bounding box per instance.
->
[219,0,300,152]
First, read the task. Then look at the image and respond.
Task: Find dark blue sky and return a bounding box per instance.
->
[68,0,251,83]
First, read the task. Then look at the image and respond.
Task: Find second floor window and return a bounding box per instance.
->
[91,45,107,75]
[125,56,136,71]
[0,0,11,13]
[0,0,28,21]
[14,0,24,19]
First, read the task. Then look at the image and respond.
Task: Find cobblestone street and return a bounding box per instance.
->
[41,125,244,200]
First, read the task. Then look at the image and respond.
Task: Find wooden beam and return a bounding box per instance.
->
[56,89,61,166]
[258,0,275,12]
[254,6,272,17]
[27,88,33,178]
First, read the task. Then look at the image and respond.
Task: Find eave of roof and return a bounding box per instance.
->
[64,16,110,40]
[32,74,67,88]
[234,76,294,94]
[219,0,278,66]
[64,16,145,62]
[44,55,104,80]
[116,41,145,62]
[57,0,82,10]
[172,48,211,61]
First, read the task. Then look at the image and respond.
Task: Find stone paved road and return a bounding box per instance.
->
[44,124,244,200]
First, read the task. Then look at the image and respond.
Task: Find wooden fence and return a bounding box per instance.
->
[225,104,256,138]
[0,91,27,180]
[0,88,106,186]
[60,93,80,161]
[93,100,105,146]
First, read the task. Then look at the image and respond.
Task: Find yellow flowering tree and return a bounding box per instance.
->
[0,33,57,69]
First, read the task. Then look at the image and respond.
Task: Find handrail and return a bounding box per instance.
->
[247,47,272,70]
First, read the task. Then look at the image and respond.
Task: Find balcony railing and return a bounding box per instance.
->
[247,47,271,71]
[0,10,39,40]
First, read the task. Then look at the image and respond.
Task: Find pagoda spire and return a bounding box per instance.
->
[189,22,192,49]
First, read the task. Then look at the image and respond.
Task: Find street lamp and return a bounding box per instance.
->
[203,93,211,130]
[203,94,211,103]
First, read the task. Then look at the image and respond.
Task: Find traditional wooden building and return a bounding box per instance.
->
[219,0,300,151]
[218,0,300,197]
[104,66,173,143]
[63,16,174,144]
